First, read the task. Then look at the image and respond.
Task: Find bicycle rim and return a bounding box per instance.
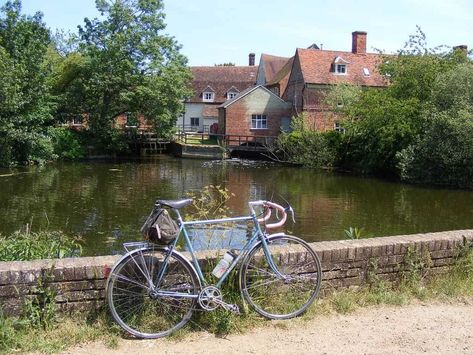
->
[107,247,200,338]
[240,235,322,319]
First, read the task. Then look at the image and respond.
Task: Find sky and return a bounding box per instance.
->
[9,0,473,66]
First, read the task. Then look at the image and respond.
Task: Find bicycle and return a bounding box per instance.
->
[106,199,322,339]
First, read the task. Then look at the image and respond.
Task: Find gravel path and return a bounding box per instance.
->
[63,301,473,355]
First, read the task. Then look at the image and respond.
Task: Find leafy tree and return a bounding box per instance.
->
[331,27,470,177]
[398,63,473,188]
[269,114,338,168]
[0,0,56,165]
[59,0,192,152]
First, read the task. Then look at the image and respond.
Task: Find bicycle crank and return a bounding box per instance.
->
[198,286,240,314]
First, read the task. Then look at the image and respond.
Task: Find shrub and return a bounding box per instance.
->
[49,127,87,160]
[0,229,82,261]
[398,108,473,189]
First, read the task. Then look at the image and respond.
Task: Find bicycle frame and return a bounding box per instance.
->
[154,204,285,296]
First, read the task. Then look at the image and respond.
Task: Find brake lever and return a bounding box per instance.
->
[285,205,296,224]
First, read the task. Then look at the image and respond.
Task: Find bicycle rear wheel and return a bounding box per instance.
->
[240,234,322,319]
[107,247,200,338]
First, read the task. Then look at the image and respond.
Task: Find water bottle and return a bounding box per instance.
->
[211,251,235,278]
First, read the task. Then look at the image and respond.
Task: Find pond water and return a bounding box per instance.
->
[1,156,473,256]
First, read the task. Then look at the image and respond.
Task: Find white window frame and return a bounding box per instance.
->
[203,91,215,102]
[335,64,347,75]
[227,92,237,100]
[251,114,267,129]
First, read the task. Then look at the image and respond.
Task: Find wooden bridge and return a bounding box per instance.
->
[176,132,278,152]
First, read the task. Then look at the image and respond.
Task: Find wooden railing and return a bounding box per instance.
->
[175,132,277,150]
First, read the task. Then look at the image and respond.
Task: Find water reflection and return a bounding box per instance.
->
[1,156,472,256]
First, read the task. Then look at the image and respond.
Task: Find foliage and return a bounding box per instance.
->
[48,127,87,160]
[0,229,82,261]
[321,26,473,184]
[185,184,234,220]
[337,89,420,176]
[270,114,338,168]
[56,0,192,152]
[397,63,473,188]
[23,272,57,330]
[344,227,365,240]
[0,0,57,166]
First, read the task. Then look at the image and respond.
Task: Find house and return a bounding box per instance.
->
[218,85,292,137]
[256,54,291,86]
[279,31,387,131]
[177,55,257,133]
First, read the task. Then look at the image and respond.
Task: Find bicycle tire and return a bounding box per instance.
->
[240,234,322,319]
[107,246,200,338]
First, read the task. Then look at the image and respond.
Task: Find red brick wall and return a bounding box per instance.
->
[220,88,292,136]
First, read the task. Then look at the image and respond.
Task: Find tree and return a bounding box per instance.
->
[0,0,56,165]
[398,63,473,188]
[60,0,192,152]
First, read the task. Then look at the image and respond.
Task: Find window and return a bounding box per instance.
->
[333,56,349,75]
[251,114,267,129]
[334,122,345,133]
[270,87,280,96]
[363,68,370,76]
[190,117,199,126]
[227,92,237,100]
[335,64,347,74]
[203,91,214,102]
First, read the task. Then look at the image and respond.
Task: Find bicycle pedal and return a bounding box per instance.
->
[226,304,240,315]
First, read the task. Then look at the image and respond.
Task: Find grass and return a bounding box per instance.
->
[2,247,473,353]
[181,136,220,146]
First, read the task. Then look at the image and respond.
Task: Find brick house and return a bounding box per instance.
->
[280,31,387,131]
[218,85,292,137]
[177,55,257,133]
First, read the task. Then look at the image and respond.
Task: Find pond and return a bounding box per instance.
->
[1,156,473,256]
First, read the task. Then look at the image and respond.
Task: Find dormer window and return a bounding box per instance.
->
[203,91,215,102]
[336,64,347,74]
[333,56,349,75]
[202,86,215,102]
[226,86,240,100]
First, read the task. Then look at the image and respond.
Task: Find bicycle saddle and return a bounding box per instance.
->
[156,198,193,209]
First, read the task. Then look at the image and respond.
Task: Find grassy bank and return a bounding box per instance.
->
[2,245,473,354]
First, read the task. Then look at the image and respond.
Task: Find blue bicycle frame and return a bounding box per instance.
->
[154,200,286,293]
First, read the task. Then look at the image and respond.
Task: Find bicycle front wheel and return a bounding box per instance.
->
[240,234,322,319]
[107,247,200,338]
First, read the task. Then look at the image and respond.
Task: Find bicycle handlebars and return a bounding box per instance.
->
[249,200,295,230]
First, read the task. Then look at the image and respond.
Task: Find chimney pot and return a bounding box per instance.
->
[352,31,367,54]
[249,53,255,66]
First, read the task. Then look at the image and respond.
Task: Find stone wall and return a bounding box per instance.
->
[1,230,472,316]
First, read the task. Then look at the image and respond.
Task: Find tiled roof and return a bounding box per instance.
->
[188,66,257,103]
[266,56,294,96]
[296,48,387,87]
[260,54,291,83]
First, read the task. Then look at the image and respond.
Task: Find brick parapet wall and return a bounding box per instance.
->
[1,230,472,316]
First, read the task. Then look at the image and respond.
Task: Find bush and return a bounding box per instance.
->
[49,127,87,160]
[398,108,473,189]
[271,114,338,168]
[0,229,82,261]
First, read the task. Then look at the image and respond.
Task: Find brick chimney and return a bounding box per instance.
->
[249,53,255,66]
[352,31,367,54]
